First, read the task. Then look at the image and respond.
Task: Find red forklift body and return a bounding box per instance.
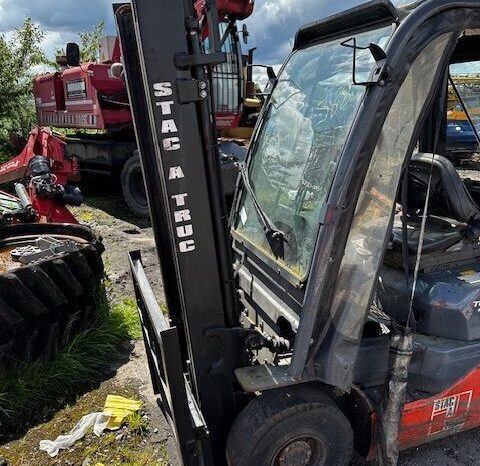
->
[400,368,480,450]
[363,366,480,460]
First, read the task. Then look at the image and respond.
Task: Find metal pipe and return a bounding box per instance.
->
[14,183,32,211]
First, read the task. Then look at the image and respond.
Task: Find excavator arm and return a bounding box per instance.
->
[0,127,81,224]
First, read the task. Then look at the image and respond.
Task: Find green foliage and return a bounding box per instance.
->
[0,289,140,429]
[80,20,105,62]
[116,298,143,340]
[0,18,47,156]
[53,20,106,66]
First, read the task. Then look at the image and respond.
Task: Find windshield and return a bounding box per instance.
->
[234,27,392,279]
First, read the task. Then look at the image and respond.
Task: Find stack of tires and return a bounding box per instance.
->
[0,223,104,371]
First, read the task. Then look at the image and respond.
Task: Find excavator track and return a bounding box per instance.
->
[0,223,104,371]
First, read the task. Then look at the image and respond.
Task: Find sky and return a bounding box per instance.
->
[0,0,366,65]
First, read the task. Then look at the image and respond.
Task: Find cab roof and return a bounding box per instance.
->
[293,0,401,50]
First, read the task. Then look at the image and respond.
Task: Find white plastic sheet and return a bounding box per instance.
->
[39,412,111,457]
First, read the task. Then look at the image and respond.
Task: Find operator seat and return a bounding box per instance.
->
[390,153,480,254]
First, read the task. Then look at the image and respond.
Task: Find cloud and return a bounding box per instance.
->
[243,0,361,64]
[0,0,368,64]
[0,0,117,59]
[0,0,114,32]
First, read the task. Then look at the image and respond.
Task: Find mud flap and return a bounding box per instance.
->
[377,329,413,466]
[129,250,214,466]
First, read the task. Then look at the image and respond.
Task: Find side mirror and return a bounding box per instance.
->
[66,43,81,67]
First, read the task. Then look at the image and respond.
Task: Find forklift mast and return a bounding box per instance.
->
[115,0,253,464]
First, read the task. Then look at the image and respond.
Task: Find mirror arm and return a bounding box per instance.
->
[341,37,390,87]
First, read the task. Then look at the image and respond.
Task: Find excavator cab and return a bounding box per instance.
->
[117,0,480,465]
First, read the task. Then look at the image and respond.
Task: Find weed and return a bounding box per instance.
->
[114,445,168,466]
[77,209,96,223]
[127,411,148,435]
[114,298,142,340]
[159,302,168,315]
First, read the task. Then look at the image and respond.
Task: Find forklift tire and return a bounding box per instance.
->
[0,223,104,371]
[226,386,353,466]
[121,153,149,219]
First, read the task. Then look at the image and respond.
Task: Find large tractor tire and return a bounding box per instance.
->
[121,153,150,219]
[0,223,104,371]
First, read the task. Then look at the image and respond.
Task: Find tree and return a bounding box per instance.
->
[79,20,105,62]
[0,18,47,157]
[51,20,106,69]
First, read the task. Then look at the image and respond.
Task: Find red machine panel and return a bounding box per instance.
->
[34,63,132,131]
[34,72,65,115]
[367,367,480,460]
[195,0,254,20]
[399,368,480,450]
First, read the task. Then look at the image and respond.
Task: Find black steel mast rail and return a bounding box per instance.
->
[115,1,242,465]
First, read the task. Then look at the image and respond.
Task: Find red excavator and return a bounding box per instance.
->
[28,0,259,217]
[0,0,258,224]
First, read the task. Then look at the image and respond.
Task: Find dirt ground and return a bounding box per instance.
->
[1,185,480,465]
[0,188,180,466]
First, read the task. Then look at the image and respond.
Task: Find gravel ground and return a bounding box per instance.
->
[2,184,480,465]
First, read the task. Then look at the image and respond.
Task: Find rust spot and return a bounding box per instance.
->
[0,247,18,273]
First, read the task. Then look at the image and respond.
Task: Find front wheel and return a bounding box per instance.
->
[226,386,353,466]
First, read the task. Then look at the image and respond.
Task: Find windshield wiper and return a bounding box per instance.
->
[237,162,288,260]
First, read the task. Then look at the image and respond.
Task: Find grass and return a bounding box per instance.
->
[0,289,142,433]
[113,446,168,466]
[76,209,96,223]
[115,298,143,340]
[127,411,148,435]
[0,380,169,466]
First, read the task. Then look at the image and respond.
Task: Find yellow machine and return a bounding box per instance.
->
[448,74,480,121]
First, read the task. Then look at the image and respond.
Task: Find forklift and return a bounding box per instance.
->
[116,0,480,464]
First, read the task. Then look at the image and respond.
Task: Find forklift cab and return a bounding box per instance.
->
[230,0,480,462]
[119,0,480,465]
